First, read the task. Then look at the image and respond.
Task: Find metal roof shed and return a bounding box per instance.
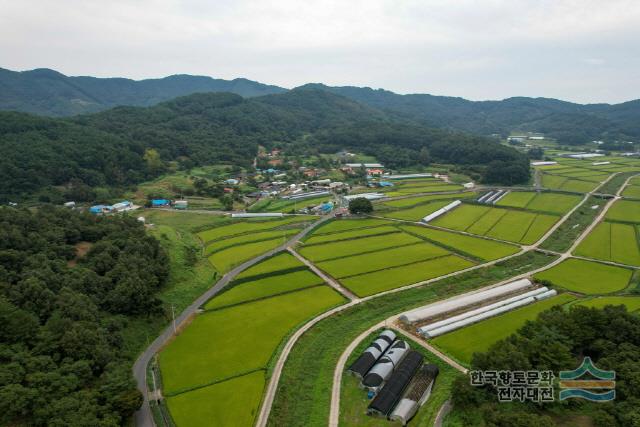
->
[389,364,440,425]
[362,340,409,390]
[347,330,396,379]
[367,350,424,417]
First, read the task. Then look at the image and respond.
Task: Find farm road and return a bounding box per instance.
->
[133,214,332,427]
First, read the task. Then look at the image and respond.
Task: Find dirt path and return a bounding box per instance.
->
[288,248,358,301]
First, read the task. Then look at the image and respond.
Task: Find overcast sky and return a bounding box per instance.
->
[1,0,639,103]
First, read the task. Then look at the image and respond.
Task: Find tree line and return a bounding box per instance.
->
[0,206,169,425]
[452,304,640,426]
[0,89,531,203]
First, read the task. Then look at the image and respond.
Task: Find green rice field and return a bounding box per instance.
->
[378,200,451,221]
[399,225,520,261]
[431,204,558,244]
[298,232,423,262]
[208,237,287,272]
[248,195,331,213]
[204,269,324,310]
[160,285,345,395]
[340,255,475,296]
[204,229,297,255]
[495,191,536,208]
[496,191,580,214]
[575,221,640,266]
[197,216,314,243]
[234,252,303,280]
[311,218,390,234]
[606,199,640,223]
[303,225,399,245]
[316,242,449,278]
[578,296,640,312]
[534,258,633,294]
[542,174,599,193]
[166,371,265,427]
[432,294,576,364]
[623,184,640,199]
[381,191,475,208]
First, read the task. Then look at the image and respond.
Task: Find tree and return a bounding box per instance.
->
[348,197,373,214]
[143,148,163,173]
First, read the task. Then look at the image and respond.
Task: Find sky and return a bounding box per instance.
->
[1,0,639,104]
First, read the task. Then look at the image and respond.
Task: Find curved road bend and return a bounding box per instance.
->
[133,214,331,427]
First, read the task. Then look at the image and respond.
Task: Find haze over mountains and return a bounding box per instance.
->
[1,67,639,143]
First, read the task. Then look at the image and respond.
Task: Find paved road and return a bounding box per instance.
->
[133,215,332,427]
[324,173,626,426]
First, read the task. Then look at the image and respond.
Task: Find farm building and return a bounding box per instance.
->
[565,153,604,159]
[231,212,284,218]
[285,190,331,200]
[151,199,170,207]
[387,173,432,180]
[531,161,558,166]
[347,330,396,379]
[224,178,239,185]
[389,364,440,425]
[421,200,461,223]
[63,201,76,208]
[343,193,385,201]
[400,278,533,324]
[112,200,133,212]
[367,350,424,417]
[420,289,557,338]
[362,341,410,391]
[174,200,188,210]
[89,205,113,214]
[345,163,384,168]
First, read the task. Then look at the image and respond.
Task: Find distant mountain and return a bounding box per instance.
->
[297,84,640,144]
[0,89,528,201]
[0,67,286,116]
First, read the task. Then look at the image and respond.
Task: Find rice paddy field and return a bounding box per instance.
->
[381,191,476,208]
[197,216,315,243]
[303,225,399,245]
[160,268,346,427]
[430,204,559,244]
[197,216,316,272]
[311,218,390,234]
[577,296,640,312]
[378,200,452,221]
[623,183,640,199]
[379,178,463,196]
[316,242,449,278]
[574,221,640,266]
[248,195,332,213]
[541,174,599,193]
[605,199,640,223]
[534,258,633,294]
[166,371,265,427]
[399,225,521,261]
[431,293,576,365]
[340,255,475,297]
[298,231,423,262]
[496,191,581,214]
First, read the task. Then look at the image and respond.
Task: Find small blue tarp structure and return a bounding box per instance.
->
[89,205,112,214]
[151,199,170,207]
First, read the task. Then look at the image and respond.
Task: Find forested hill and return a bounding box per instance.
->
[298,83,640,144]
[0,67,286,116]
[0,89,529,202]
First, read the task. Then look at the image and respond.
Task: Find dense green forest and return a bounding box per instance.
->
[0,207,169,425]
[451,305,640,426]
[299,84,640,144]
[0,67,285,116]
[0,89,529,202]
[2,67,639,144]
